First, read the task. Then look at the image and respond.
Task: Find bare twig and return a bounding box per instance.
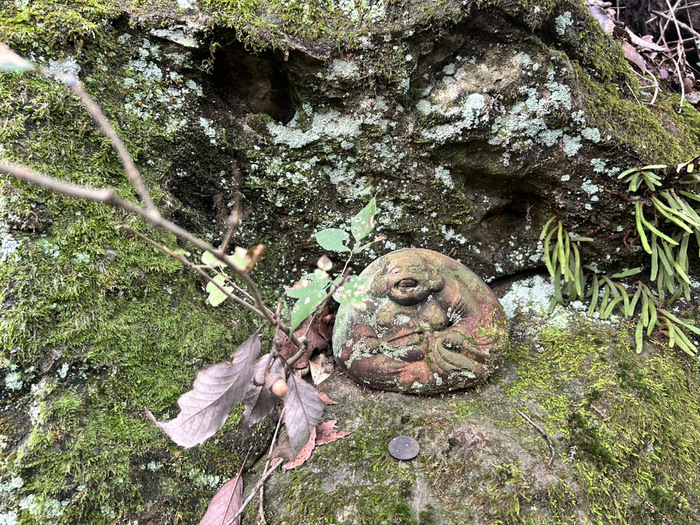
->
[257,488,267,525]
[227,411,286,525]
[0,160,303,344]
[117,225,268,319]
[48,71,158,215]
[517,410,556,467]
[219,164,243,254]
[660,1,690,112]
[653,9,700,40]
[647,72,660,105]
[226,458,283,525]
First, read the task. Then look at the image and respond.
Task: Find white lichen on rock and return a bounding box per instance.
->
[554,12,574,36]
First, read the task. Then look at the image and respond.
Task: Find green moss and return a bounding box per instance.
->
[0,23,270,524]
[573,63,692,165]
[0,1,121,49]
[501,324,700,524]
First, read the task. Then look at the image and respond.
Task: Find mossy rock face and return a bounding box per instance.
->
[1,0,700,523]
[259,311,700,524]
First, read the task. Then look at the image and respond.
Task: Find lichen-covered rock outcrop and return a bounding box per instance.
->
[2,0,700,523]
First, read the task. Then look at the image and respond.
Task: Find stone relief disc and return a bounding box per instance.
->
[332,248,509,394]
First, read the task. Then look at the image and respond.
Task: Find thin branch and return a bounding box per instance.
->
[222,274,256,304]
[517,410,556,467]
[647,71,660,105]
[219,208,240,255]
[0,160,296,339]
[118,225,267,319]
[219,164,243,254]
[225,458,283,525]
[653,9,700,40]
[0,161,148,216]
[661,1,689,112]
[51,71,158,214]
[226,413,286,525]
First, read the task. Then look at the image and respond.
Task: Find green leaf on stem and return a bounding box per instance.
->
[202,250,226,268]
[206,274,233,306]
[314,228,351,253]
[333,275,368,307]
[351,198,376,242]
[287,273,331,331]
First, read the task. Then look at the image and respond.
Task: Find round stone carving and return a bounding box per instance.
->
[332,249,509,394]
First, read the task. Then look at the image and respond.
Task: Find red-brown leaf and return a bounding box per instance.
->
[282,427,317,470]
[271,377,325,460]
[281,420,352,470]
[199,476,243,525]
[622,42,647,74]
[315,420,352,446]
[318,392,338,405]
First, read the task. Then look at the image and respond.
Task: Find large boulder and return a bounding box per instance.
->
[1,0,700,523]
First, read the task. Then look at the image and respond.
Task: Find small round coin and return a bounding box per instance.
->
[388,436,420,461]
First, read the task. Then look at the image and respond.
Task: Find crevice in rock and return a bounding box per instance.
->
[211,43,295,124]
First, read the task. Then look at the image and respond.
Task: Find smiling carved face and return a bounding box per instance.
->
[379,254,445,306]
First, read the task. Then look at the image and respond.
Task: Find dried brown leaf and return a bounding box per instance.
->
[318,392,338,405]
[315,420,352,446]
[199,475,243,525]
[588,5,615,34]
[281,420,352,470]
[277,304,334,370]
[282,427,317,470]
[626,28,666,52]
[622,42,647,74]
[309,353,332,385]
[242,355,284,429]
[271,378,325,460]
[146,331,261,448]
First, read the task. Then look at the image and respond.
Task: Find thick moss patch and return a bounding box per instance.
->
[0,16,268,524]
[257,320,700,524]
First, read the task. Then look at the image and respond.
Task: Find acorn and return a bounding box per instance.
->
[265,374,289,397]
[253,367,267,387]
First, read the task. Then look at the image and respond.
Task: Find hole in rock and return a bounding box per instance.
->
[211,45,295,124]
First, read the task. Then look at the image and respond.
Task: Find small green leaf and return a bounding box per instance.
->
[635,319,644,353]
[286,273,330,299]
[635,202,652,254]
[202,250,226,268]
[333,275,368,308]
[618,167,640,179]
[658,309,700,335]
[627,286,642,317]
[587,275,599,317]
[314,228,351,253]
[287,272,332,331]
[647,298,658,337]
[351,198,377,242]
[0,44,34,73]
[231,248,250,271]
[289,287,327,332]
[539,216,556,240]
[610,267,642,279]
[206,274,233,306]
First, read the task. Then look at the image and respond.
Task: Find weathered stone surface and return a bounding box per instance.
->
[1,0,700,523]
[333,249,508,393]
[257,287,700,524]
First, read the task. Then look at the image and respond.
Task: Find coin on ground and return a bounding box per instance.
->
[388,436,420,460]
